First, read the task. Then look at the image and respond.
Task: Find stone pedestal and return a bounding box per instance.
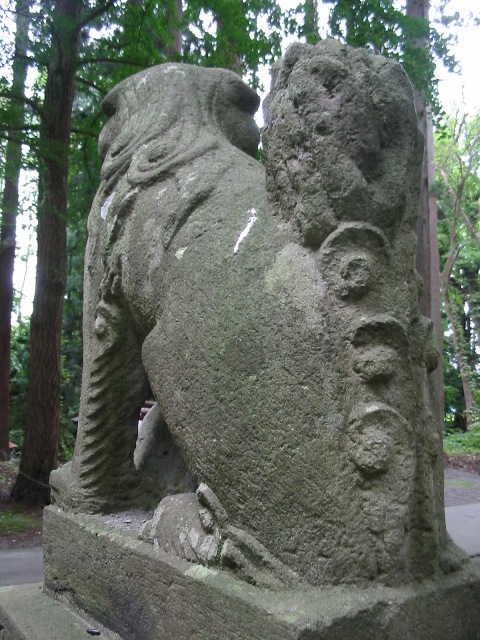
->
[0,583,121,640]
[32,506,480,640]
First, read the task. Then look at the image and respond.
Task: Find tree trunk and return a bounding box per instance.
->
[303,0,320,44]
[11,0,83,503]
[213,1,249,73]
[425,113,444,413]
[437,129,477,428]
[441,286,476,424]
[406,0,444,415]
[167,0,183,58]
[0,0,30,461]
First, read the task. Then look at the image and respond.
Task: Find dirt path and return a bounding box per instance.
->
[444,467,480,507]
[0,502,43,549]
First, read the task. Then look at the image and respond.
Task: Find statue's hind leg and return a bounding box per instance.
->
[50,299,149,513]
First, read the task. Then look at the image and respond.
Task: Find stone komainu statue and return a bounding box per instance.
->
[51,40,465,588]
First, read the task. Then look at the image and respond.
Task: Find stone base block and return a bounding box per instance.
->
[0,583,121,640]
[40,506,480,640]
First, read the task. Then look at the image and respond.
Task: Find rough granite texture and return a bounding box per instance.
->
[43,39,477,628]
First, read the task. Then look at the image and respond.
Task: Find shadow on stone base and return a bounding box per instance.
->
[32,506,480,640]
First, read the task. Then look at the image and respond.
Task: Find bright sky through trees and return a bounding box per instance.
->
[435,3,480,113]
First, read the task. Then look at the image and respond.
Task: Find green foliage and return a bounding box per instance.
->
[9,318,30,446]
[183,0,283,89]
[436,112,480,423]
[0,508,41,534]
[322,0,457,115]
[302,0,321,45]
[443,344,465,417]
[60,428,76,461]
[444,424,480,455]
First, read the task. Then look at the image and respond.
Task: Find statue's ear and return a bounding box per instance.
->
[227,78,260,116]
[218,76,260,158]
[101,89,118,118]
[98,87,124,160]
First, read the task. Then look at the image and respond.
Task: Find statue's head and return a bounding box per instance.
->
[263,39,424,248]
[98,64,261,193]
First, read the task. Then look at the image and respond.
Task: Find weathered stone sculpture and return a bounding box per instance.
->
[51,39,450,588]
[37,40,480,639]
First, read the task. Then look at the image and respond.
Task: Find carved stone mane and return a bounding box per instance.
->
[98,63,260,191]
[263,41,423,247]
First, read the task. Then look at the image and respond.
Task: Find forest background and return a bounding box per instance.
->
[1,0,479,504]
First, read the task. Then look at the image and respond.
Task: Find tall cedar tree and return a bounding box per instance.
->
[12,0,86,502]
[0,0,30,461]
[406,0,444,412]
[303,0,320,44]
